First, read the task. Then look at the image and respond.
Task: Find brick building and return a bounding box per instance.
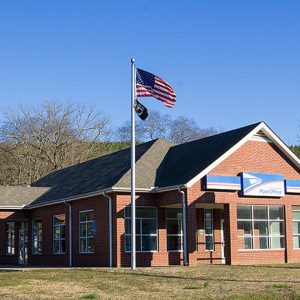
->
[0,122,299,267]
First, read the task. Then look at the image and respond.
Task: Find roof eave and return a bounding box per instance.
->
[185,122,300,188]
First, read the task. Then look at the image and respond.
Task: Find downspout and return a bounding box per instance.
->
[178,188,188,266]
[103,192,113,268]
[64,200,72,268]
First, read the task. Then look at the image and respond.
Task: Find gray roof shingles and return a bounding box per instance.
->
[2,122,263,208]
[0,186,50,207]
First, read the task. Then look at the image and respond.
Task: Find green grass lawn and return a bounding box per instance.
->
[0,264,300,299]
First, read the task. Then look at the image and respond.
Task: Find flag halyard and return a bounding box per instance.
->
[136,68,176,108]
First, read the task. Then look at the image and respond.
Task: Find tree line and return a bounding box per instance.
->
[0,101,220,186]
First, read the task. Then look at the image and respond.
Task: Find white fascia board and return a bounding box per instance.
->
[186,123,265,188]
[26,187,152,209]
[259,125,300,169]
[186,122,300,188]
[0,206,26,210]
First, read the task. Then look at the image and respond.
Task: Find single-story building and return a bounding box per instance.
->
[0,121,299,267]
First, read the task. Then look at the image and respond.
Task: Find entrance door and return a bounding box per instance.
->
[220,219,226,264]
[19,222,28,265]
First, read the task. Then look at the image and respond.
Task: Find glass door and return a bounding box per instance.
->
[19,222,29,265]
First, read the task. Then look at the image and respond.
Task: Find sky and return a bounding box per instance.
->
[0,0,299,145]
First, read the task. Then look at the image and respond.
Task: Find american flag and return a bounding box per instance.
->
[136,68,176,108]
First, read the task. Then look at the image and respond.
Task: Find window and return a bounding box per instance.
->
[292,208,300,249]
[6,222,15,255]
[166,208,182,251]
[237,205,285,250]
[204,209,214,251]
[53,215,66,254]
[32,220,42,254]
[124,207,157,252]
[79,210,95,253]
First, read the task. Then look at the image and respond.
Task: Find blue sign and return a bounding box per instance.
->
[241,172,284,197]
[205,175,241,191]
[285,180,300,194]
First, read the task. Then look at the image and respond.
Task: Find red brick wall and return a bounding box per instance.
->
[187,140,300,265]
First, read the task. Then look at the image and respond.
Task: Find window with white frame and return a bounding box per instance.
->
[53,214,66,254]
[32,220,42,254]
[79,210,95,253]
[204,209,214,251]
[124,207,157,252]
[6,222,15,255]
[237,205,285,250]
[292,207,300,249]
[166,208,183,251]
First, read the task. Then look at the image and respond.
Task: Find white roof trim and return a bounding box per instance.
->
[186,122,300,188]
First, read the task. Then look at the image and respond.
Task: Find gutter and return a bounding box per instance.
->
[102,192,113,268]
[20,185,188,210]
[64,200,72,268]
[0,205,26,210]
[178,188,188,266]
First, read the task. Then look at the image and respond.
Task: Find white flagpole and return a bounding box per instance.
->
[130,58,136,269]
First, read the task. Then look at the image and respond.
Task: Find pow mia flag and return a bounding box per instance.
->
[134,99,148,121]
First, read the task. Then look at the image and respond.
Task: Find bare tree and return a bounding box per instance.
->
[0,101,111,185]
[115,110,218,144]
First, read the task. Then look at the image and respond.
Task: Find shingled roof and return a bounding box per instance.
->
[0,186,50,208]
[27,122,264,207]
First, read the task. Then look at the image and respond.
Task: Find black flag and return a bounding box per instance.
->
[134,99,148,121]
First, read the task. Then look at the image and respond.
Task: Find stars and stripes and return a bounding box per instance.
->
[136,68,176,108]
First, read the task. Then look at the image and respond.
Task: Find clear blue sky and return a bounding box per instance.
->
[0,0,299,144]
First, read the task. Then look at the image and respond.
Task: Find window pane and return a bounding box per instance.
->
[237,206,252,219]
[256,237,269,249]
[86,211,94,221]
[167,219,181,235]
[80,238,86,253]
[79,212,86,222]
[125,219,142,234]
[238,237,253,249]
[54,226,60,239]
[253,206,268,219]
[205,236,214,250]
[293,222,300,235]
[142,219,156,235]
[125,236,131,252]
[80,224,86,237]
[254,221,268,235]
[61,240,66,253]
[136,208,156,218]
[269,207,283,220]
[271,236,284,249]
[142,236,157,251]
[124,207,131,218]
[167,236,182,251]
[166,209,182,219]
[205,211,213,220]
[54,215,65,225]
[292,211,300,221]
[61,225,66,239]
[270,221,284,235]
[125,219,131,234]
[205,220,213,235]
[87,222,94,237]
[53,240,60,253]
[237,221,252,235]
[87,238,94,253]
[125,236,142,252]
[293,236,300,248]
